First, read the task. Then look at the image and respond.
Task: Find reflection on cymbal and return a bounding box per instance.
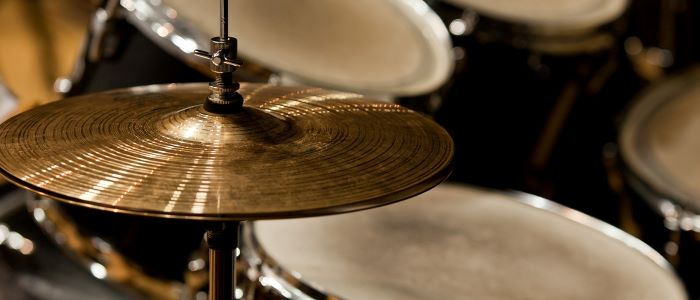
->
[0,83,453,220]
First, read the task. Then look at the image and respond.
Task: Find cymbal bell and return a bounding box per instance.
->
[0,83,453,220]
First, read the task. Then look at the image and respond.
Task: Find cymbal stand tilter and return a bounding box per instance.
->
[193,1,243,299]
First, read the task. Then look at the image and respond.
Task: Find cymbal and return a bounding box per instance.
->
[0,83,453,220]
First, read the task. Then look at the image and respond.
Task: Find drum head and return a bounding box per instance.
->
[621,67,700,213]
[130,0,453,96]
[445,0,627,33]
[250,184,686,300]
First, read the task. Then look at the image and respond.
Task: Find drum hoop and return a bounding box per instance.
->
[511,190,673,270]
[619,67,700,215]
[457,5,626,55]
[620,166,696,230]
[244,184,681,299]
[447,0,629,35]
[119,0,454,96]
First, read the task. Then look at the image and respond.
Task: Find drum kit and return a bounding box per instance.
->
[0,0,697,299]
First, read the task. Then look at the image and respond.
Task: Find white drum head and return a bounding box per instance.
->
[146,0,453,96]
[621,67,700,213]
[251,184,686,300]
[445,0,627,33]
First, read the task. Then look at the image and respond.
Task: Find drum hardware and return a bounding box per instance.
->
[624,0,695,81]
[623,37,672,82]
[0,190,36,258]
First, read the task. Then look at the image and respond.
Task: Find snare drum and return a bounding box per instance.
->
[243,183,687,300]
[619,66,700,298]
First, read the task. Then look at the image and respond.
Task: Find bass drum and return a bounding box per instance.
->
[618,66,700,299]
[242,183,687,299]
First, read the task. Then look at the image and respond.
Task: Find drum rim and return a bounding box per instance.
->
[119,0,454,96]
[619,67,700,215]
[244,183,684,299]
[443,0,629,34]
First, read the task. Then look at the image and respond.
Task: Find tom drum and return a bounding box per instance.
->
[243,183,686,300]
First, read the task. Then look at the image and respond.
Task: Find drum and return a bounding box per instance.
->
[618,66,700,298]
[243,183,687,300]
[0,189,135,300]
[439,0,628,55]
[123,0,452,97]
[56,1,212,96]
[432,0,635,212]
[64,0,453,98]
[29,195,213,300]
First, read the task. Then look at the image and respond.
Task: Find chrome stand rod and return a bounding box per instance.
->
[220,0,228,39]
[206,222,240,300]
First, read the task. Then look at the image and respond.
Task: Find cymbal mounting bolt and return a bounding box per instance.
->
[193,0,243,114]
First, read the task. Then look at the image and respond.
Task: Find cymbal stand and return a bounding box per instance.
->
[194,0,244,114]
[193,1,244,299]
[206,222,241,300]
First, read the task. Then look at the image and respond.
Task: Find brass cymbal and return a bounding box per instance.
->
[0,83,453,220]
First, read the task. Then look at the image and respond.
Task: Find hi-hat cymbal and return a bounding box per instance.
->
[0,83,453,220]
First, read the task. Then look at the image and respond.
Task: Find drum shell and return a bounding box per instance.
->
[0,190,137,299]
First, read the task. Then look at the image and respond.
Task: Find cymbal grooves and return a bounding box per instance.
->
[0,83,453,220]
